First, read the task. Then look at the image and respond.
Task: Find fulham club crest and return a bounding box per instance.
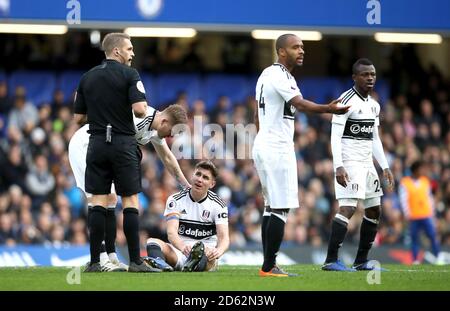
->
[201,210,210,221]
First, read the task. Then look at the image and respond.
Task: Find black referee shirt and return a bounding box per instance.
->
[73,59,146,136]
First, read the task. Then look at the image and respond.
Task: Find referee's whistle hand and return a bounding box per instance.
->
[336,167,349,187]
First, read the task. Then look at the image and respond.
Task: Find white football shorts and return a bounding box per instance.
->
[334,164,383,202]
[68,124,115,196]
[252,146,299,209]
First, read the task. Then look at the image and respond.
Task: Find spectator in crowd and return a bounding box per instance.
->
[1,145,28,191]
[25,154,55,210]
[0,81,13,115]
[50,89,69,119]
[8,86,38,134]
[0,213,18,245]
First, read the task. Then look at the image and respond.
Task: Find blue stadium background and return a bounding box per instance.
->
[0,0,449,266]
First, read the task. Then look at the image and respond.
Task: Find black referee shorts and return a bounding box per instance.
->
[85,135,142,196]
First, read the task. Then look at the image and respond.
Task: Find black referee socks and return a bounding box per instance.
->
[123,208,142,264]
[105,208,117,254]
[88,206,106,264]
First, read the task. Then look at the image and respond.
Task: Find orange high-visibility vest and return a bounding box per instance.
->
[400,176,433,220]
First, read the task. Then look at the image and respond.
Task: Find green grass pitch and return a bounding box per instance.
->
[0,265,449,291]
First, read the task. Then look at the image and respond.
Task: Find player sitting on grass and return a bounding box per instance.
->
[68,104,190,272]
[144,161,229,272]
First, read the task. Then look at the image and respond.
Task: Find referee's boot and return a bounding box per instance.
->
[182,241,205,272]
[110,257,129,271]
[259,265,298,277]
[128,259,162,273]
[84,262,102,273]
[100,260,127,272]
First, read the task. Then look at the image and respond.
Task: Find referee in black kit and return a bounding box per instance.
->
[73,33,156,272]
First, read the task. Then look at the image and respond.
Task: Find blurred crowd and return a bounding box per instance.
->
[0,33,255,74]
[0,63,449,252]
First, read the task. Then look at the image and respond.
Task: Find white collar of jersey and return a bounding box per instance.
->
[273,62,288,70]
[189,189,208,204]
[352,87,369,101]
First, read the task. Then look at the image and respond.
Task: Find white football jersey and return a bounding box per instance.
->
[133,106,164,146]
[254,63,302,149]
[332,87,380,165]
[164,188,229,246]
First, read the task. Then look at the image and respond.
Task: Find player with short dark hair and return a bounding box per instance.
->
[144,161,229,272]
[253,33,349,277]
[322,58,395,271]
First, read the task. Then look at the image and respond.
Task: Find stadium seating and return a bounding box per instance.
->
[8,70,56,106]
[154,73,201,108]
[138,73,155,106]
[203,74,254,110]
[57,71,84,102]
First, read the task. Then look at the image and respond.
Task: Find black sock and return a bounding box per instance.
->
[262,214,285,272]
[88,206,106,264]
[325,218,348,263]
[105,208,117,254]
[354,217,378,264]
[261,213,270,256]
[146,242,165,260]
[123,208,142,264]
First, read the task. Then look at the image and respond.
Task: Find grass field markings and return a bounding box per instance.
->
[1,265,450,291]
[221,266,450,275]
[386,269,450,273]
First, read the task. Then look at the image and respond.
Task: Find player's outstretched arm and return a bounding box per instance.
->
[290,96,349,114]
[152,141,191,188]
[289,96,350,114]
